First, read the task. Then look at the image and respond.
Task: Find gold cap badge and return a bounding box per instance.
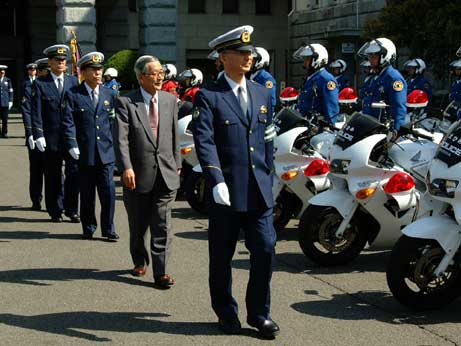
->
[57,48,66,54]
[92,55,102,63]
[241,31,251,43]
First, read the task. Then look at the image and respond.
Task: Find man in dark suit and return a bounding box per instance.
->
[62,52,119,241]
[115,55,181,288]
[191,26,279,339]
[21,62,45,210]
[0,64,13,138]
[31,45,80,223]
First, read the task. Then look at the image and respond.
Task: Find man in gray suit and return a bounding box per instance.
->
[115,55,181,289]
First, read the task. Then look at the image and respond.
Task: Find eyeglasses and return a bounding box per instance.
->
[143,70,165,77]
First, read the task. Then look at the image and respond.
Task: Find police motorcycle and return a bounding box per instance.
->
[271,87,355,232]
[386,120,461,310]
[297,94,441,266]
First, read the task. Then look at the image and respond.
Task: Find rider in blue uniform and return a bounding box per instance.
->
[449,59,461,103]
[329,59,350,91]
[103,67,121,96]
[296,43,339,125]
[359,37,407,132]
[404,58,432,103]
[250,47,277,113]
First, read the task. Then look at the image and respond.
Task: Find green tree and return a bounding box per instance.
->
[104,49,139,92]
[364,0,461,79]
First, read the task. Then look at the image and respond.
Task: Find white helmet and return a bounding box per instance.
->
[456,46,461,57]
[162,63,177,80]
[179,68,203,86]
[207,50,219,60]
[329,59,347,73]
[104,67,118,78]
[358,37,396,66]
[253,47,270,70]
[297,43,328,69]
[450,59,461,69]
[404,58,426,74]
[360,60,371,67]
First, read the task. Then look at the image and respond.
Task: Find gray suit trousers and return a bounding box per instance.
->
[123,171,177,277]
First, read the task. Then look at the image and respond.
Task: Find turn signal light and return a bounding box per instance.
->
[355,188,377,200]
[384,172,415,194]
[304,159,329,177]
[181,147,193,155]
[281,171,298,181]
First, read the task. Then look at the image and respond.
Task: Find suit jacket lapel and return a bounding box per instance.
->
[247,81,260,129]
[133,89,156,147]
[45,74,60,99]
[157,91,168,146]
[78,83,95,111]
[218,77,250,127]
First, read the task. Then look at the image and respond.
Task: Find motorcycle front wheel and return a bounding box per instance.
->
[185,171,209,215]
[298,205,368,266]
[386,235,461,311]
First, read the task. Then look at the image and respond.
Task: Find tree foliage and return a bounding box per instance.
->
[105,49,140,92]
[364,0,461,78]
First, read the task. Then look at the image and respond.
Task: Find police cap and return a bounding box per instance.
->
[77,52,105,69]
[0,65,7,71]
[43,44,69,59]
[209,25,254,53]
[34,58,49,70]
[26,63,37,70]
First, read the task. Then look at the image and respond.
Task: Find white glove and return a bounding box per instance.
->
[212,182,231,206]
[27,136,35,150]
[8,102,12,110]
[35,137,46,152]
[69,147,80,160]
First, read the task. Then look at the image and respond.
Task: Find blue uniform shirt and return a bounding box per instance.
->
[407,75,432,103]
[362,65,407,130]
[336,74,350,91]
[103,79,121,96]
[359,75,374,101]
[0,76,13,107]
[449,79,461,103]
[298,67,339,124]
[251,69,276,114]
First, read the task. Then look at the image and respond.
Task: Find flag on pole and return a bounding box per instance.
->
[70,31,83,81]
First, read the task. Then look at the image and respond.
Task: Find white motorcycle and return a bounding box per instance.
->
[386,120,461,310]
[298,102,440,266]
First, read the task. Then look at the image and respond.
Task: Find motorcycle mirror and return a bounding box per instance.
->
[371,101,388,109]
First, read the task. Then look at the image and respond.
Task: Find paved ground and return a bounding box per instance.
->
[1,113,461,346]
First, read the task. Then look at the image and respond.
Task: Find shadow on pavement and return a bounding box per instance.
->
[0,268,155,288]
[0,230,82,240]
[0,205,45,212]
[290,289,461,325]
[171,207,207,221]
[0,311,228,341]
[175,230,208,241]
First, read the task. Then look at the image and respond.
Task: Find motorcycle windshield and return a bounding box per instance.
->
[436,120,461,167]
[334,112,388,150]
[178,101,193,119]
[443,100,461,124]
[273,108,309,136]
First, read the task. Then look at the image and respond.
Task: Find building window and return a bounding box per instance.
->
[255,0,270,14]
[189,0,206,13]
[223,0,239,14]
[128,0,137,12]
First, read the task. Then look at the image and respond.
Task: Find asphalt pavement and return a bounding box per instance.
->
[1,114,461,346]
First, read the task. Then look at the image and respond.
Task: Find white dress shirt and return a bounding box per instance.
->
[224,73,248,104]
[140,87,158,116]
[84,82,100,101]
[50,71,64,90]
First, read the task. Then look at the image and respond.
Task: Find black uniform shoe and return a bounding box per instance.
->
[218,316,242,335]
[65,213,81,223]
[82,233,93,240]
[31,203,41,211]
[51,216,63,223]
[103,233,120,241]
[247,318,280,339]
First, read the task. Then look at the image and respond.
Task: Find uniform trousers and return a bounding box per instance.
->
[0,107,8,135]
[208,203,276,323]
[27,146,45,206]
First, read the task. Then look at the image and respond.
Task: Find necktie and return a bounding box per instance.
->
[91,89,98,108]
[238,86,248,120]
[149,96,159,141]
[57,77,63,95]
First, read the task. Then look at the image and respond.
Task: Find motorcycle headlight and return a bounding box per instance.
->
[330,159,351,175]
[428,178,459,198]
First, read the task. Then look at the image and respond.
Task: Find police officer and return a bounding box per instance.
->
[358,60,375,105]
[179,68,202,103]
[250,47,277,113]
[360,37,407,133]
[329,59,350,91]
[207,50,224,81]
[35,58,50,78]
[0,65,13,138]
[449,58,461,103]
[31,44,80,223]
[297,43,339,125]
[62,52,119,241]
[161,63,180,98]
[103,67,121,96]
[404,58,432,102]
[192,25,279,339]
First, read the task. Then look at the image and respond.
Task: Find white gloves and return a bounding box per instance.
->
[27,136,35,150]
[8,102,12,110]
[212,182,231,206]
[35,137,46,152]
[69,147,80,160]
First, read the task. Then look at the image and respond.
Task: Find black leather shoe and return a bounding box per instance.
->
[218,317,242,335]
[51,216,63,223]
[82,233,93,240]
[31,203,41,211]
[247,319,280,339]
[104,233,120,241]
[65,214,80,223]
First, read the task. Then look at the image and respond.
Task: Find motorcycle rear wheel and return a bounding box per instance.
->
[386,235,461,311]
[298,205,368,266]
[273,190,298,233]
